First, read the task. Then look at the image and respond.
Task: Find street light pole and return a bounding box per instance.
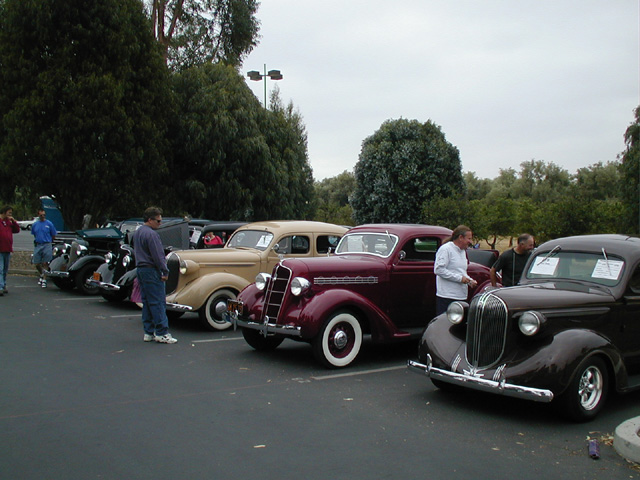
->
[247,64,283,108]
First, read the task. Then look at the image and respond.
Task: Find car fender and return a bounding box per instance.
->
[67,255,105,273]
[49,254,69,273]
[166,272,249,310]
[541,329,625,395]
[291,288,400,342]
[117,268,137,287]
[95,262,115,284]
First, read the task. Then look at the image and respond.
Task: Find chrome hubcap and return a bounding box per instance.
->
[578,366,603,411]
[333,330,348,350]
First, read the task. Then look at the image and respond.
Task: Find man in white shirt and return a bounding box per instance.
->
[434,225,477,315]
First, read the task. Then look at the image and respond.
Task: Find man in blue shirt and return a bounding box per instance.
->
[132,206,177,344]
[31,209,57,288]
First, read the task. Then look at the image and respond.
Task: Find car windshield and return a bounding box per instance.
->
[336,232,398,258]
[524,250,625,287]
[227,230,275,251]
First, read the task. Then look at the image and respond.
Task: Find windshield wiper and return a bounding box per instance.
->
[601,248,611,275]
[540,245,561,264]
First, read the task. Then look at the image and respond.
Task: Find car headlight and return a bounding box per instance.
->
[76,244,87,256]
[179,259,188,275]
[255,273,272,291]
[290,277,311,296]
[446,301,468,325]
[122,255,130,268]
[519,311,545,336]
[104,252,113,262]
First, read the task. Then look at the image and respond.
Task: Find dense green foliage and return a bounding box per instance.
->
[620,106,640,232]
[351,119,465,224]
[0,0,173,228]
[314,171,356,226]
[170,65,314,221]
[147,0,260,71]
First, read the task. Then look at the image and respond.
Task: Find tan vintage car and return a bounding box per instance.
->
[164,221,348,330]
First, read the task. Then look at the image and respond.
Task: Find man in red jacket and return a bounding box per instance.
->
[0,205,20,296]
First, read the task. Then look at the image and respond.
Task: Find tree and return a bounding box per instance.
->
[146,0,260,70]
[351,118,465,224]
[170,64,314,220]
[620,106,640,232]
[314,171,356,225]
[0,0,173,228]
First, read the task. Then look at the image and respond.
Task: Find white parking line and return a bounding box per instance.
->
[191,337,244,343]
[311,365,406,381]
[111,314,142,318]
[53,297,102,301]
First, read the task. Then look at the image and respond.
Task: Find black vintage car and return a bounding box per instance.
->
[408,234,640,421]
[90,218,194,304]
[47,227,124,295]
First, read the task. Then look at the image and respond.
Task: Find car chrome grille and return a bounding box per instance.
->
[165,255,180,294]
[465,292,508,369]
[262,264,292,322]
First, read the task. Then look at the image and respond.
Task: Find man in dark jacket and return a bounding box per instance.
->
[490,233,535,287]
[132,206,177,344]
[0,205,20,295]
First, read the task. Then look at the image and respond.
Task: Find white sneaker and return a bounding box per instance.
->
[154,333,178,344]
[143,334,155,342]
[41,279,47,288]
[38,277,43,285]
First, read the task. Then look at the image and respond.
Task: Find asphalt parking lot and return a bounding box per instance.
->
[1,273,639,480]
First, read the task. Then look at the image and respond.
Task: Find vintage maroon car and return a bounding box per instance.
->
[226,224,493,368]
[408,234,640,421]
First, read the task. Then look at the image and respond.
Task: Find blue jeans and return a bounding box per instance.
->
[0,252,10,290]
[136,267,169,336]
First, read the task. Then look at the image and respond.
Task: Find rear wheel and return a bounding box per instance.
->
[312,311,363,368]
[242,328,284,351]
[198,289,235,331]
[556,356,608,422]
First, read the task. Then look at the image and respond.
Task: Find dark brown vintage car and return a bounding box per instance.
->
[408,234,640,421]
[227,224,494,368]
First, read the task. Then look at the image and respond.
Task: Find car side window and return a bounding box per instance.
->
[317,235,341,254]
[276,235,310,255]
[401,237,439,261]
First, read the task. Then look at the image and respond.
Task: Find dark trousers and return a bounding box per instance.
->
[137,267,169,336]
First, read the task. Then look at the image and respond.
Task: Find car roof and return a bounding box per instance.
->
[537,234,640,260]
[234,220,348,235]
[346,224,453,237]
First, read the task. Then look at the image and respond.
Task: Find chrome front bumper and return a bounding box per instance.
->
[407,355,554,403]
[87,279,120,291]
[224,312,302,338]
[46,270,69,278]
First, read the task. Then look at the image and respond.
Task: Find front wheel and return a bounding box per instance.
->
[198,289,235,331]
[74,263,101,295]
[556,356,609,422]
[312,311,363,368]
[242,328,284,351]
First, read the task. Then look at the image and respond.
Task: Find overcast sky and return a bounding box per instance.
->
[241,1,639,181]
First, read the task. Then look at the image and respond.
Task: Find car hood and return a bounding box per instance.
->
[487,281,615,311]
[280,254,386,277]
[172,247,262,265]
